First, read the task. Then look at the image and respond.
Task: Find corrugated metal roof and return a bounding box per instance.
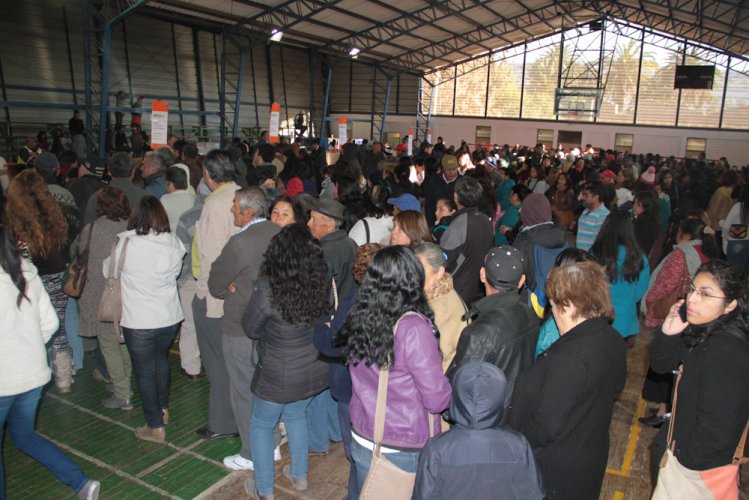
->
[138,0,749,72]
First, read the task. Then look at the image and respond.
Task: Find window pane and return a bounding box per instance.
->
[523,36,560,119]
[636,34,680,126]
[455,56,489,116]
[433,66,456,115]
[615,134,634,147]
[722,60,749,129]
[537,129,554,143]
[487,48,523,118]
[678,50,725,128]
[686,137,706,151]
[598,30,641,124]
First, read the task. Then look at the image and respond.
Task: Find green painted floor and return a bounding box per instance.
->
[4,350,238,499]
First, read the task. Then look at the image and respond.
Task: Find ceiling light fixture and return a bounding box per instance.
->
[270,29,283,42]
[349,47,360,59]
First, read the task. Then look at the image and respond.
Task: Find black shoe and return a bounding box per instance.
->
[195,427,239,440]
[638,414,666,428]
[180,368,201,381]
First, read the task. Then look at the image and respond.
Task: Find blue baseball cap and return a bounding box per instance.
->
[387,193,420,212]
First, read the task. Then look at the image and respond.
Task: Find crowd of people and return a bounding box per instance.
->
[1,129,748,500]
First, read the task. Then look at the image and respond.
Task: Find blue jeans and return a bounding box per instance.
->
[123,324,179,428]
[307,389,342,452]
[65,298,83,371]
[350,439,420,493]
[250,395,312,496]
[0,387,89,498]
[338,401,359,500]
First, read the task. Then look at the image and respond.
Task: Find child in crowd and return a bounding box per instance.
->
[432,197,457,243]
[413,361,544,500]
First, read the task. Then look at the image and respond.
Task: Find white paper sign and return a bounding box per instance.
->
[150,101,169,147]
[407,133,413,156]
[269,103,280,143]
[338,120,348,146]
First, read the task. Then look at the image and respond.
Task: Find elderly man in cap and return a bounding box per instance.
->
[306,197,356,453]
[423,154,460,228]
[446,246,539,422]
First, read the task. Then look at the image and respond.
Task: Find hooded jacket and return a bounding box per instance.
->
[103,229,186,329]
[512,222,568,291]
[413,362,544,500]
[0,260,59,397]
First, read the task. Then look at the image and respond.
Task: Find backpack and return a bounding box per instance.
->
[531,241,571,311]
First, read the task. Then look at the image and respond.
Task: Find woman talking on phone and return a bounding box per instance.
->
[649,260,749,498]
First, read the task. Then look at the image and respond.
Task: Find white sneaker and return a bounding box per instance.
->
[274,446,282,462]
[223,454,254,471]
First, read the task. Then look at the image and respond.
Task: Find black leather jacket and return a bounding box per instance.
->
[446,291,540,422]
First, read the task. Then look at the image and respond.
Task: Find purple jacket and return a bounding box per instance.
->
[349,313,452,449]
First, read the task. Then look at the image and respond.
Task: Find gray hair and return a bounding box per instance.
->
[144,150,170,173]
[154,146,175,171]
[412,242,445,272]
[236,186,270,219]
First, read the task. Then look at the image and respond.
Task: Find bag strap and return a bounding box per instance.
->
[372,311,435,451]
[666,364,683,449]
[362,218,370,244]
[80,221,95,264]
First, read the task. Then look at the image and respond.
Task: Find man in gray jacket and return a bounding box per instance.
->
[208,187,280,470]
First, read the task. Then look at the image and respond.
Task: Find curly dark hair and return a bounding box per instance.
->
[260,224,330,324]
[339,245,435,368]
[5,170,68,258]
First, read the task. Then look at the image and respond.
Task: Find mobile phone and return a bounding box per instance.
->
[678,303,687,322]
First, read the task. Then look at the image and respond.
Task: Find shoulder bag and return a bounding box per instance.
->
[360,312,435,500]
[652,365,749,500]
[63,222,95,298]
[98,238,129,328]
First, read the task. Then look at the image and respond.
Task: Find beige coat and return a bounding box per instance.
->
[193,181,239,318]
[426,273,470,373]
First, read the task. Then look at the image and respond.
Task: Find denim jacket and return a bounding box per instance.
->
[349,313,452,449]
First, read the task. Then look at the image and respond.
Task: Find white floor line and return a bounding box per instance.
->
[46,393,224,468]
[37,431,177,499]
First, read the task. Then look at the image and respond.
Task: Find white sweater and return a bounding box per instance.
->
[0,260,59,397]
[103,230,186,329]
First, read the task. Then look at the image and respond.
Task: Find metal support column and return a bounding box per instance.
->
[232,49,247,139]
[249,48,260,128]
[719,56,731,128]
[633,28,645,124]
[0,58,12,142]
[122,21,134,111]
[83,0,93,152]
[320,65,333,147]
[62,5,78,106]
[219,32,226,146]
[192,28,207,129]
[171,23,185,135]
[97,0,148,157]
[379,78,393,144]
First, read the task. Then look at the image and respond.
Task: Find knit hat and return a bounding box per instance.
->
[34,152,59,174]
[484,246,525,290]
[600,169,616,180]
[286,177,304,198]
[520,193,552,227]
[640,166,656,185]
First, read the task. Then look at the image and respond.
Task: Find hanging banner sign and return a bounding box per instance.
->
[407,128,414,156]
[427,129,433,144]
[150,101,169,148]
[338,116,348,146]
[269,102,281,143]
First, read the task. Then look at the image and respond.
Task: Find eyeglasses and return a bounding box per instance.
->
[687,284,727,301]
